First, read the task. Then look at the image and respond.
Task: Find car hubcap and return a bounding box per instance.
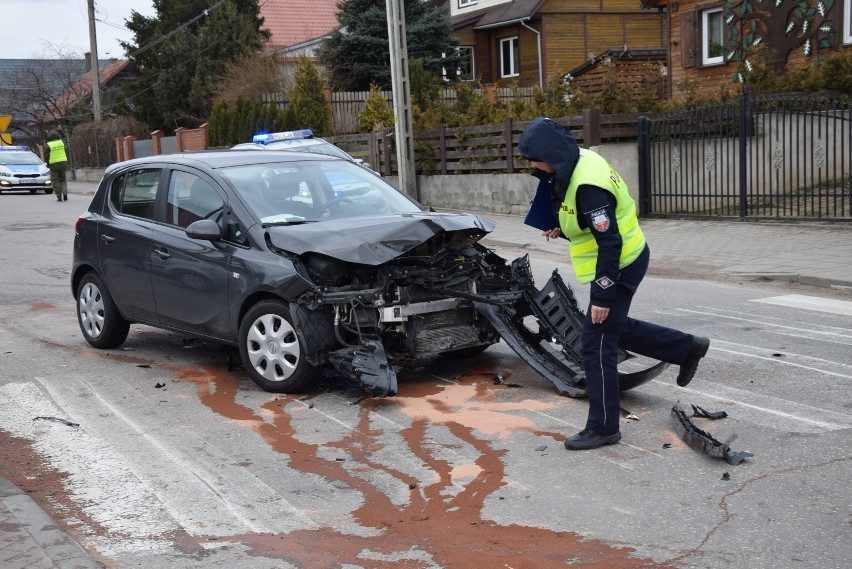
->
[245,313,300,382]
[78,282,104,338]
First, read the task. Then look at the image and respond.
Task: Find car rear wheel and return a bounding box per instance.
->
[239,299,321,393]
[76,272,130,349]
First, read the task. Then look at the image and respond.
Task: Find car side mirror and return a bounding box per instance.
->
[185,219,221,241]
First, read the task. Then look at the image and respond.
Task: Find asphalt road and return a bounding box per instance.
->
[1,191,850,568]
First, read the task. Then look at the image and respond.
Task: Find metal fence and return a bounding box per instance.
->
[638,92,851,220]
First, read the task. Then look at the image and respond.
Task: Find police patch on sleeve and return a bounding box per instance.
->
[595,276,614,289]
[591,209,610,232]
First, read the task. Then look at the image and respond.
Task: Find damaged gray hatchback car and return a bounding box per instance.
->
[72,150,666,397]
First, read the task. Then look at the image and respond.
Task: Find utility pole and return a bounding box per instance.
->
[87,0,102,121]
[385,0,417,200]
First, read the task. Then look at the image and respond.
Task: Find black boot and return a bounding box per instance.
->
[564,429,621,450]
[677,335,710,387]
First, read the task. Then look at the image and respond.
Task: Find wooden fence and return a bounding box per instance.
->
[265,86,537,135]
[330,110,653,176]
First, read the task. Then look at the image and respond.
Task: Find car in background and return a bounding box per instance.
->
[72,149,664,399]
[0,146,53,194]
[233,129,377,173]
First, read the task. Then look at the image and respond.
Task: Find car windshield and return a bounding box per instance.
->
[219,159,423,225]
[0,151,42,166]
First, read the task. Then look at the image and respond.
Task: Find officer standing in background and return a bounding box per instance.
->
[45,130,69,201]
[518,117,710,451]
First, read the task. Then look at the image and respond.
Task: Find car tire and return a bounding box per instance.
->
[29,189,38,194]
[76,272,130,349]
[238,299,321,393]
[44,188,54,194]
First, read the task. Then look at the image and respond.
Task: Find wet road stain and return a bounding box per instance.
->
[171,363,672,568]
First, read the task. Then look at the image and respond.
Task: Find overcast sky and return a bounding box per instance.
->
[3,0,155,59]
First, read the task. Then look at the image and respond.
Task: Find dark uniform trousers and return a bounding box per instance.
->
[581,245,693,434]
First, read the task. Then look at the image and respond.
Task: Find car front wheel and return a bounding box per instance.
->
[76,272,130,348]
[238,299,321,393]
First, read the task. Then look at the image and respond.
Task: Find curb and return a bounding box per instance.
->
[0,475,102,569]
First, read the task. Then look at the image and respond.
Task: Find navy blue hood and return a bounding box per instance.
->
[518,117,580,203]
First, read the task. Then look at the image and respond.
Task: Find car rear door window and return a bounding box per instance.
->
[110,169,161,220]
[165,171,225,228]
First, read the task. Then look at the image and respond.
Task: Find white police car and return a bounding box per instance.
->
[233,130,377,173]
[0,146,53,194]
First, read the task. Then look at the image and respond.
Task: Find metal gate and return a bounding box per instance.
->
[637,92,852,221]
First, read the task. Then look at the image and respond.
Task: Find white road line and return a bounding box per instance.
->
[37,376,320,535]
[652,380,852,432]
[751,294,852,316]
[709,344,852,380]
[672,308,852,341]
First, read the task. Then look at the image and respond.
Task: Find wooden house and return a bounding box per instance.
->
[642,0,852,100]
[446,0,667,88]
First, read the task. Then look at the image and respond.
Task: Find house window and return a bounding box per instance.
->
[500,36,519,78]
[458,0,477,7]
[845,0,852,44]
[702,7,725,65]
[457,46,474,81]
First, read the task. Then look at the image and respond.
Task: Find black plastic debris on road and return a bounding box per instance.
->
[671,402,753,466]
[154,382,166,388]
[721,472,731,481]
[33,416,79,427]
[691,404,728,420]
[137,364,151,369]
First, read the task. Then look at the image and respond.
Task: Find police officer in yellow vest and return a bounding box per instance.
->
[45,130,69,201]
[519,117,710,450]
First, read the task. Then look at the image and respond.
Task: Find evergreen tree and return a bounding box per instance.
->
[121,0,269,133]
[318,0,461,91]
[287,56,330,136]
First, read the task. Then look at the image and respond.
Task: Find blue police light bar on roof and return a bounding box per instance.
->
[0,145,29,151]
[252,129,314,144]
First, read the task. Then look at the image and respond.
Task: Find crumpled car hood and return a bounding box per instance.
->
[265,212,495,265]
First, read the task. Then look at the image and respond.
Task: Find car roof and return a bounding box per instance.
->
[104,149,342,174]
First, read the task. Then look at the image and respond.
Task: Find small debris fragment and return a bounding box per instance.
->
[308,402,314,409]
[351,395,368,405]
[620,406,639,421]
[136,364,151,369]
[772,353,784,357]
[227,354,244,372]
[409,483,417,489]
[33,416,79,427]
[691,404,728,420]
[721,472,731,481]
[662,443,672,449]
[535,445,547,452]
[335,458,345,462]
[154,382,165,388]
[494,373,505,385]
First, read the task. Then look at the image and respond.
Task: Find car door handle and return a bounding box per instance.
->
[100,234,116,244]
[153,248,171,260]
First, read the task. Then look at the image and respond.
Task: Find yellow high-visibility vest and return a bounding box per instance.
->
[557,149,645,283]
[46,139,67,164]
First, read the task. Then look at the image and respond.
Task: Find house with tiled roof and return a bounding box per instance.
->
[42,59,139,124]
[260,0,341,56]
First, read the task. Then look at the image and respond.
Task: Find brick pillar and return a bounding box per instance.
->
[122,136,136,160]
[199,123,209,150]
[484,83,497,105]
[115,137,124,162]
[175,127,185,152]
[150,130,163,155]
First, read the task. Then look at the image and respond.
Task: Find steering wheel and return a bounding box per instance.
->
[317,197,357,218]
